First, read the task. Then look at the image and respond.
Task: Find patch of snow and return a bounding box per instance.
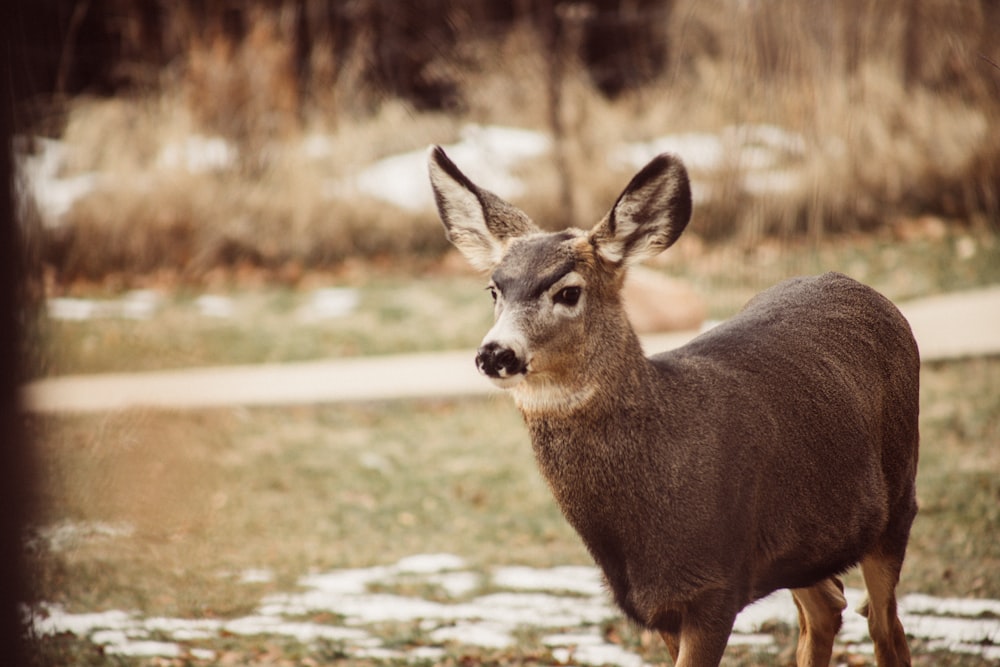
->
[141,616,222,637]
[157,135,237,173]
[541,630,604,647]
[926,640,1000,661]
[429,621,515,648]
[298,288,360,322]
[468,592,614,628]
[611,132,724,173]
[349,646,407,660]
[31,605,135,637]
[611,124,810,200]
[726,633,776,647]
[298,565,392,595]
[238,568,275,584]
[345,124,551,212]
[195,294,235,318]
[724,124,806,156]
[15,137,102,227]
[743,169,803,196]
[121,290,162,319]
[312,592,457,624]
[424,571,481,598]
[47,298,108,321]
[190,648,217,660]
[395,553,467,574]
[30,521,135,552]
[28,556,1000,663]
[492,565,605,596]
[103,639,183,657]
[224,615,371,643]
[731,589,799,634]
[46,291,161,321]
[900,614,1000,646]
[408,645,449,661]
[300,133,335,160]
[902,593,1000,618]
[90,629,138,645]
[358,451,392,473]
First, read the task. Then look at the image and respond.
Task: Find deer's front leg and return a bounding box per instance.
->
[670,593,738,667]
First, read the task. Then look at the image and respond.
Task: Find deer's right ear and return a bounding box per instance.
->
[589,153,692,266]
[428,145,538,272]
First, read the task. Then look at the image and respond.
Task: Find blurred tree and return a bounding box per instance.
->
[9,0,1000,121]
[577,0,673,97]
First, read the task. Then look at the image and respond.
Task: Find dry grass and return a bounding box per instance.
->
[21,1,1000,286]
[22,357,1000,665]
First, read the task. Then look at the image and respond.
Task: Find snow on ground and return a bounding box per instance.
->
[342,124,552,212]
[44,287,362,322]
[27,520,135,553]
[30,554,1000,664]
[16,122,812,231]
[610,124,809,202]
[47,290,163,321]
[156,134,238,174]
[15,137,103,226]
[15,133,238,229]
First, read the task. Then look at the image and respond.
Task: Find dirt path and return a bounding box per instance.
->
[23,286,1000,413]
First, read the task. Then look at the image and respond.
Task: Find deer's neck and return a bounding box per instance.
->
[519,330,663,525]
[512,323,652,421]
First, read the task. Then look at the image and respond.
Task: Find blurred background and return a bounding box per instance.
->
[11,0,1000,288]
[9,1,1000,665]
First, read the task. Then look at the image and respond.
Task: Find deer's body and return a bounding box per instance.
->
[428,146,919,666]
[527,272,918,629]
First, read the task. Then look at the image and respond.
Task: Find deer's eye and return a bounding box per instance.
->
[486,286,498,303]
[553,285,582,307]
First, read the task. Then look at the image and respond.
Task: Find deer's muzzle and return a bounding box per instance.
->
[476,342,527,380]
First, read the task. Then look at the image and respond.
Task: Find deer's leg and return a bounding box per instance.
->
[669,594,737,667]
[658,630,680,664]
[672,623,732,667]
[790,577,846,667]
[860,552,911,667]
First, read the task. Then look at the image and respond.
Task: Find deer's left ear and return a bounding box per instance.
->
[589,153,692,265]
[428,145,539,272]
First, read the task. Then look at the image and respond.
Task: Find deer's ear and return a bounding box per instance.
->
[428,146,538,272]
[589,153,692,266]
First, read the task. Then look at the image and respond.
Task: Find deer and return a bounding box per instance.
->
[427,145,919,666]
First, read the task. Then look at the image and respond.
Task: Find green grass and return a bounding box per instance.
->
[902,358,1000,599]
[27,398,580,618]
[24,356,1000,665]
[36,227,1000,377]
[37,274,493,376]
[24,228,1000,665]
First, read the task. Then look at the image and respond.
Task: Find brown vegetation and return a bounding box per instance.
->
[12,0,1000,286]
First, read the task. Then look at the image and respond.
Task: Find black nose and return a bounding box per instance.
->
[476,342,526,378]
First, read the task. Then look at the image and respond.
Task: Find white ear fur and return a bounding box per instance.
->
[427,146,538,272]
[591,153,692,266]
[427,148,501,271]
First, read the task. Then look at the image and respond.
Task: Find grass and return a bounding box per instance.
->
[26,399,578,618]
[36,273,493,376]
[35,226,1000,377]
[24,355,1000,665]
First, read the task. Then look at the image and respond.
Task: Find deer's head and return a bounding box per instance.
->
[428,146,692,413]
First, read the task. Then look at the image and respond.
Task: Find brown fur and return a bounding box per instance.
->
[428,146,919,667]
